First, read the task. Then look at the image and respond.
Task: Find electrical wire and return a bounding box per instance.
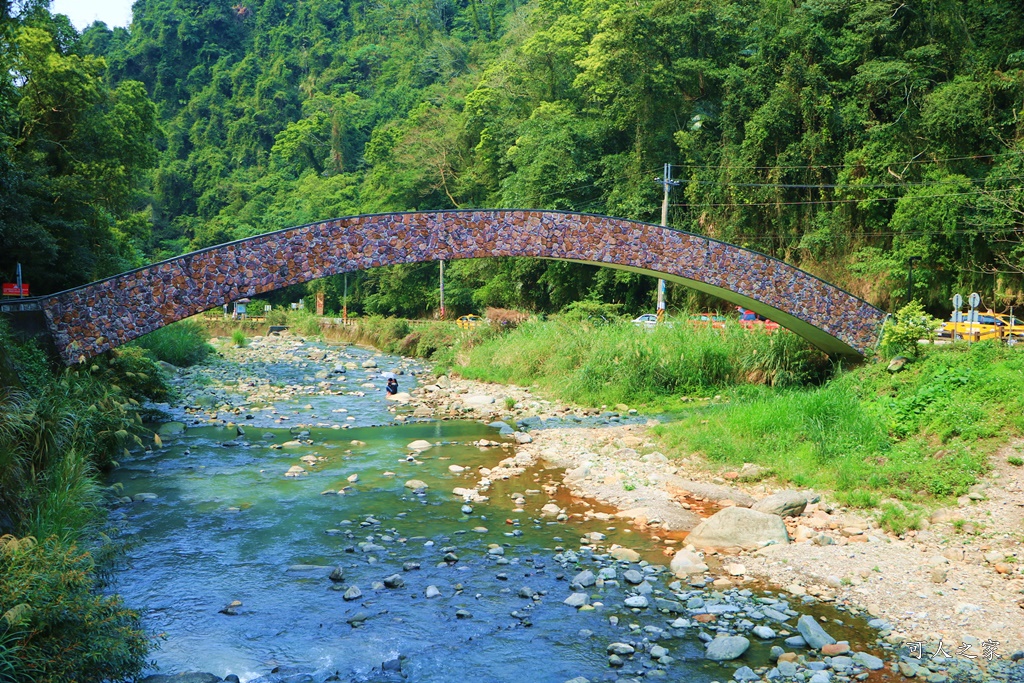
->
[685,177,1024,189]
[661,149,1024,172]
[671,186,1023,208]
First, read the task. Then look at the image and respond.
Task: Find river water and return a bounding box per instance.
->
[108,340,880,683]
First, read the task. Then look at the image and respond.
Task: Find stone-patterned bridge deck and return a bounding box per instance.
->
[38,210,885,364]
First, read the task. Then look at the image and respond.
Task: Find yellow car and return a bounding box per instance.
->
[940,312,1021,342]
[456,314,483,329]
[993,313,1024,344]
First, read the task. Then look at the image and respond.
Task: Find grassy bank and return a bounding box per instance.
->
[0,322,158,682]
[653,341,1024,522]
[451,319,832,408]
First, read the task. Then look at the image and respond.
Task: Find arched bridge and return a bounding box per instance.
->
[32,210,885,364]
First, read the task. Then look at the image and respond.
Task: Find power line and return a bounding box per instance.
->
[686,177,1024,190]
[671,187,1022,208]
[665,150,1024,172]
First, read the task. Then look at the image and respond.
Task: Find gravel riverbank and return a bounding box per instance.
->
[402,368,1024,680]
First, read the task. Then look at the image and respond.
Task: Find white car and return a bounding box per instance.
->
[632,313,659,329]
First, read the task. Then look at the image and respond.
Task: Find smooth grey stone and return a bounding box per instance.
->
[705,636,750,661]
[852,652,884,670]
[607,643,635,655]
[564,592,589,607]
[733,666,759,682]
[573,570,596,587]
[623,570,644,585]
[797,615,836,649]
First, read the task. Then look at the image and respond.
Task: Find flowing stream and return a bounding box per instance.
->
[108,340,880,683]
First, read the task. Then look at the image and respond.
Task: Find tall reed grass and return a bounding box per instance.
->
[453,319,831,405]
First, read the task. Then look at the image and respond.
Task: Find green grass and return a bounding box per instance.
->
[231,329,247,347]
[130,320,212,367]
[653,341,1024,504]
[451,318,831,408]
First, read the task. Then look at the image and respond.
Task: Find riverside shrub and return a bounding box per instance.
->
[131,320,211,367]
[0,535,149,683]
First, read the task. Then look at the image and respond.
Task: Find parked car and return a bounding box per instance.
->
[632,313,659,329]
[939,312,1024,343]
[736,307,780,332]
[456,314,483,329]
[688,313,727,329]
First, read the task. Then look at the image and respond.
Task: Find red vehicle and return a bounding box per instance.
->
[736,307,780,332]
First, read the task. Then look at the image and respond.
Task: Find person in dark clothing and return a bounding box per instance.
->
[385,377,399,395]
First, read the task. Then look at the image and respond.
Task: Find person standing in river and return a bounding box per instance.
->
[386,377,399,395]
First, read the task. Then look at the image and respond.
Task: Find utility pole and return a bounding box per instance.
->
[657,163,680,323]
[439,260,445,319]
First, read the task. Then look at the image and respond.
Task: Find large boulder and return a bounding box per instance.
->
[704,635,750,661]
[797,615,837,650]
[685,506,789,551]
[669,548,709,577]
[752,490,808,518]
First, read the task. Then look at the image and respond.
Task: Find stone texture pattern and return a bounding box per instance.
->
[39,210,885,364]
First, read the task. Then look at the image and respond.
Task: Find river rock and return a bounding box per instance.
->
[796,615,836,649]
[624,595,649,608]
[564,593,589,608]
[609,547,640,562]
[383,574,404,588]
[407,440,433,451]
[157,421,186,435]
[852,652,884,670]
[752,490,808,517]
[607,643,635,655]
[623,569,643,585]
[343,585,362,601]
[362,359,377,368]
[425,585,441,598]
[704,635,750,661]
[572,570,596,587]
[329,566,344,582]
[464,394,495,406]
[669,548,709,576]
[141,675,223,683]
[685,507,790,551]
[404,479,428,490]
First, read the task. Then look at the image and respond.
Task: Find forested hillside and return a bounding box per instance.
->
[3,0,1024,316]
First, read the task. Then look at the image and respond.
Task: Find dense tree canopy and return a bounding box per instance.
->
[2,0,1022,315]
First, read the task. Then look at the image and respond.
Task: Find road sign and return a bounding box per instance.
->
[2,283,28,296]
[952,294,963,310]
[969,292,981,309]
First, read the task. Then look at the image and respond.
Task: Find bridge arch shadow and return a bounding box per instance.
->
[38,210,884,364]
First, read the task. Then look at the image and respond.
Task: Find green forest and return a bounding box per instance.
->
[2,0,1023,315]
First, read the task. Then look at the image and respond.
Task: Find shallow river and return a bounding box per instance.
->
[109,341,879,683]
